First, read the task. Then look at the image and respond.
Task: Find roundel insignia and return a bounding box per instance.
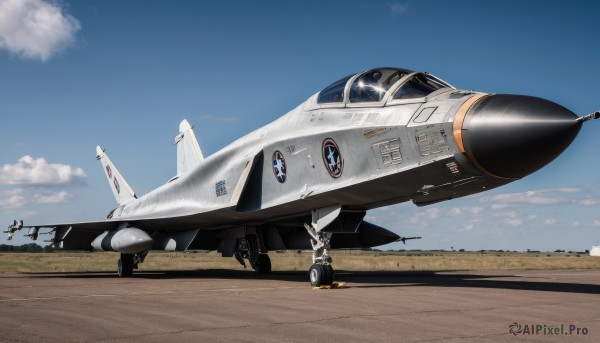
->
[272,150,287,183]
[322,138,343,178]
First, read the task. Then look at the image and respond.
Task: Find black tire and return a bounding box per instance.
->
[118,253,134,277]
[323,264,334,285]
[255,254,272,274]
[309,264,325,287]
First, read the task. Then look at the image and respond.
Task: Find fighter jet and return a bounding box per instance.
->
[6,67,599,286]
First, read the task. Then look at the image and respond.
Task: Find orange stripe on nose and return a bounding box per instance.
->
[452,93,488,153]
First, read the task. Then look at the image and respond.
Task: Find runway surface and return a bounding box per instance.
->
[1,269,599,342]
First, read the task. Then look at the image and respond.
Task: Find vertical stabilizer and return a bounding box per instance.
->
[174,119,204,175]
[96,146,137,205]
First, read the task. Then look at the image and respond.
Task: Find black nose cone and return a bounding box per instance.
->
[462,94,582,179]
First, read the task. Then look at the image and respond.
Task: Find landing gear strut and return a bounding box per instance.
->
[117,251,148,277]
[233,231,272,274]
[304,223,334,287]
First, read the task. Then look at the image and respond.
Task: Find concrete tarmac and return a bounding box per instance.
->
[1,269,599,342]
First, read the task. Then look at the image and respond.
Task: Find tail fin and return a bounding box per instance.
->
[95,146,137,205]
[174,119,204,175]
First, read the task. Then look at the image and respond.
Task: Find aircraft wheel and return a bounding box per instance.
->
[323,264,334,285]
[309,264,323,286]
[255,253,272,274]
[118,253,134,277]
[309,263,333,287]
[309,264,333,286]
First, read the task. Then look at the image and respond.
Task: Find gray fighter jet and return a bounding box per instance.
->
[6,67,599,286]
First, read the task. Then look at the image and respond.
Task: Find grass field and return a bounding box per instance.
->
[1,250,599,274]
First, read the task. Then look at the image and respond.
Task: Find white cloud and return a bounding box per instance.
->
[491,203,509,210]
[446,206,484,217]
[580,198,600,206]
[0,155,86,186]
[506,219,523,227]
[0,0,81,61]
[457,218,480,232]
[33,191,71,204]
[461,222,475,232]
[482,189,573,206]
[550,187,583,193]
[593,220,600,227]
[446,207,461,217]
[498,211,519,219]
[0,188,26,209]
[544,219,557,226]
[492,210,538,228]
[389,2,408,16]
[407,207,440,225]
[1,188,73,210]
[421,207,440,220]
[465,207,484,215]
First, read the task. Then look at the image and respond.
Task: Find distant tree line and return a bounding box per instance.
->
[0,243,55,252]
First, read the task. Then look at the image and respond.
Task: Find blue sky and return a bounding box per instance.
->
[1,0,599,251]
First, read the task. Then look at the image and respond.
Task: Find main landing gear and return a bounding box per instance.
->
[254,253,272,274]
[233,233,272,274]
[117,251,148,277]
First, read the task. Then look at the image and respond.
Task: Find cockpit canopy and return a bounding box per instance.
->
[317,67,451,105]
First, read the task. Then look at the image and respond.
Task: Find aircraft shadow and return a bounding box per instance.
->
[23,269,600,295]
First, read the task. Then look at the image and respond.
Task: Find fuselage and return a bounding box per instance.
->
[109,67,581,232]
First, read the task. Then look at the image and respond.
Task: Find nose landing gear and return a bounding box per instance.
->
[305,223,335,287]
[303,205,342,287]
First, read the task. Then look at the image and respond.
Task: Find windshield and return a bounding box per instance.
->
[349,68,412,103]
[393,73,449,100]
[317,74,353,104]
